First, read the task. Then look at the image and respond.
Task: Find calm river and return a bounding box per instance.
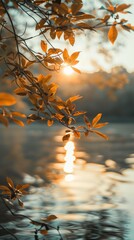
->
[0,123,134,239]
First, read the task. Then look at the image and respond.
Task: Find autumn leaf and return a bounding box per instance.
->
[63,48,69,61]
[11,112,26,118]
[116,4,131,13]
[73,130,80,138]
[47,119,54,126]
[14,88,27,96]
[71,3,83,15]
[108,25,118,44]
[71,66,81,74]
[41,40,47,52]
[92,113,102,127]
[0,92,16,106]
[62,134,70,141]
[40,230,48,235]
[91,130,109,140]
[12,118,25,127]
[94,122,108,128]
[0,114,8,127]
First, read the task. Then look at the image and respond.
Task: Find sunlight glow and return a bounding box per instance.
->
[64,141,76,173]
[63,66,74,75]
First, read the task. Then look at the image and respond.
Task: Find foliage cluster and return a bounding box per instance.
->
[0,0,133,140]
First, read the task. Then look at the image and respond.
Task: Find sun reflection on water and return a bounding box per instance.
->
[64,141,76,174]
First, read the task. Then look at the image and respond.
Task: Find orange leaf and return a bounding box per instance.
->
[71,67,81,74]
[14,88,27,96]
[41,40,47,52]
[47,119,54,127]
[12,118,24,127]
[11,112,26,118]
[0,114,8,127]
[71,3,83,15]
[92,113,102,127]
[46,215,57,221]
[6,177,14,188]
[92,130,109,140]
[0,92,16,106]
[116,4,131,13]
[63,48,69,61]
[70,51,80,62]
[94,122,108,128]
[108,25,118,44]
[40,230,48,235]
[74,130,80,138]
[62,134,70,141]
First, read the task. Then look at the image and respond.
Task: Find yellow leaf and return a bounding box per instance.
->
[92,113,102,127]
[0,93,16,106]
[108,25,118,44]
[41,40,47,52]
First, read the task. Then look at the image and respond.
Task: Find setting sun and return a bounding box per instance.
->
[63,66,74,75]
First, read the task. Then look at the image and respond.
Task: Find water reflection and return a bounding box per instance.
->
[64,141,76,174]
[0,124,134,239]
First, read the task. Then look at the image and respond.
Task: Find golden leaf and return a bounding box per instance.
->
[108,25,118,44]
[92,113,102,127]
[41,40,47,52]
[0,92,16,106]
